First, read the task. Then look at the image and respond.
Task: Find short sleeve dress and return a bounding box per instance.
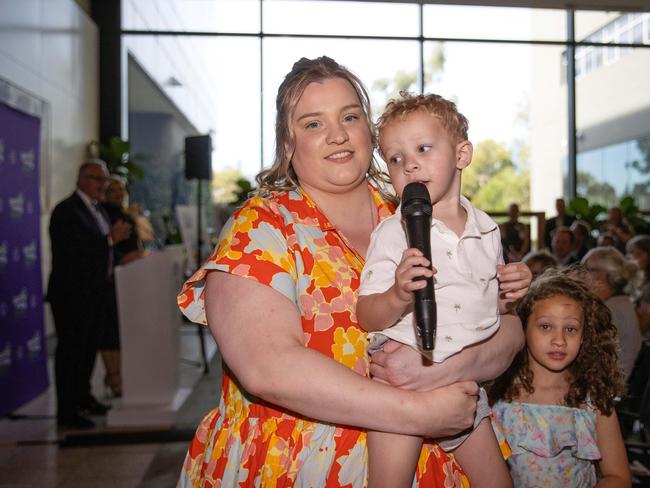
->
[176,185,467,487]
[492,400,601,487]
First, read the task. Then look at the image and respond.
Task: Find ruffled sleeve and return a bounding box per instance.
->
[492,401,601,461]
[177,195,298,325]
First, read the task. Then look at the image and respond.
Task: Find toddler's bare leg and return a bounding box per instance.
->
[367,430,423,488]
[452,418,512,488]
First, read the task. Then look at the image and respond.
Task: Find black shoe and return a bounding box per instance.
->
[57,412,96,429]
[79,397,111,416]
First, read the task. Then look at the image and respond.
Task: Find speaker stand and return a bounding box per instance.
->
[196,179,209,375]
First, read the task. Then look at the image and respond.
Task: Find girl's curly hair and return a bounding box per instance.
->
[488,268,625,415]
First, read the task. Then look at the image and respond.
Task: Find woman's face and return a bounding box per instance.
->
[583,256,609,298]
[287,77,372,196]
[629,245,649,271]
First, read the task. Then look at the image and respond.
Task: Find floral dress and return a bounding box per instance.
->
[177,184,467,487]
[492,400,601,487]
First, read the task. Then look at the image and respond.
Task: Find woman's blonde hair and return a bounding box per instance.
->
[582,246,642,296]
[255,56,395,204]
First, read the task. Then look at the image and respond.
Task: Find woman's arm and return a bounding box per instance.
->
[369,314,524,390]
[595,410,631,487]
[206,271,478,438]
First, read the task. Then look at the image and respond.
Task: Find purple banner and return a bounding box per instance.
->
[0,101,47,416]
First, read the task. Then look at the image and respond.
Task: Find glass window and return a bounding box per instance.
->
[125,35,261,179]
[423,5,566,42]
[576,46,650,208]
[262,37,420,169]
[263,1,419,37]
[577,138,650,209]
[122,0,261,33]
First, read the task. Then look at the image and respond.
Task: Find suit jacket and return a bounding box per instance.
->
[47,192,111,303]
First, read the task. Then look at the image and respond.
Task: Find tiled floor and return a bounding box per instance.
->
[0,326,222,488]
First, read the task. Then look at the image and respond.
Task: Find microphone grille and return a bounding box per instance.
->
[401,182,432,218]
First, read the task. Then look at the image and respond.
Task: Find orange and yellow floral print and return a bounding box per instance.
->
[332,326,367,371]
[176,185,467,487]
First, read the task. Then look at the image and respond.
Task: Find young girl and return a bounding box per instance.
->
[489,269,632,487]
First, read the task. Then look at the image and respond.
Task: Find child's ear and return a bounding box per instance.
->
[456,140,473,170]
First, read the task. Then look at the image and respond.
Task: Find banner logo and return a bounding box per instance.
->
[20,149,35,173]
[0,343,11,369]
[12,288,28,318]
[0,241,7,270]
[22,241,36,268]
[9,193,24,219]
[26,331,42,359]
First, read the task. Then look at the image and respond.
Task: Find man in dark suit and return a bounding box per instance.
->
[47,160,130,428]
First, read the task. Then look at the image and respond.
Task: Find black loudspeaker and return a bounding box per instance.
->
[185,135,212,180]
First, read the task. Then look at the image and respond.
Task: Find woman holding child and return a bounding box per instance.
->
[177,56,530,487]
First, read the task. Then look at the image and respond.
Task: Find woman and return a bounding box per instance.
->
[177,56,529,487]
[582,246,643,380]
[627,235,650,287]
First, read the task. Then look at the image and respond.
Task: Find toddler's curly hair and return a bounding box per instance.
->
[489,268,625,415]
[376,91,469,155]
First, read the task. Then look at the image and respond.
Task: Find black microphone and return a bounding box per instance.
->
[401,182,436,351]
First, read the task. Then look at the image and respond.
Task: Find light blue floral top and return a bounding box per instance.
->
[492,400,601,487]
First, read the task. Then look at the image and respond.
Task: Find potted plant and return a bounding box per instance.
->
[87,138,144,188]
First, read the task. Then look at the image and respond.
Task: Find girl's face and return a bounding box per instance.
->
[526,295,584,374]
[287,77,372,196]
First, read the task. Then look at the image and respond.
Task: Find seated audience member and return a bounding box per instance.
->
[636,284,650,339]
[598,231,620,249]
[582,246,643,380]
[500,203,530,263]
[543,197,574,250]
[627,235,650,287]
[523,250,558,281]
[552,226,579,267]
[570,220,592,261]
[600,206,634,249]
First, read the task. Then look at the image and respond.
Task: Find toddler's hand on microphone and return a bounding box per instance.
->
[391,248,436,304]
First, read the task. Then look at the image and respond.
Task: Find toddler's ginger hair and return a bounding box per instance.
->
[376,92,469,153]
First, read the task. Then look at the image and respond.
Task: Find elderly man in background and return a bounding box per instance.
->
[47,160,131,429]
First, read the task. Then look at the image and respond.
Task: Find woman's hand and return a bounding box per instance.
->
[371,316,525,390]
[370,340,430,390]
[417,381,479,438]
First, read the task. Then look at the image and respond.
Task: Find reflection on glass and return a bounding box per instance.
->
[577,137,650,209]
[125,35,261,179]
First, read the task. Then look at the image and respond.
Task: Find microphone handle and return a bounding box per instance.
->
[404,215,437,351]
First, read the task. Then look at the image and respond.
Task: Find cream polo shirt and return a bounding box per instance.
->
[359,195,503,362]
